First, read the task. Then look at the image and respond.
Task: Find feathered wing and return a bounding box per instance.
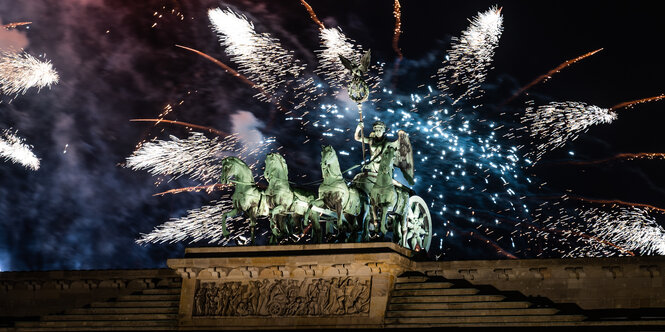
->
[338,54,354,71]
[394,130,414,185]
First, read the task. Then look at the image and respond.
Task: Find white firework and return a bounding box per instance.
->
[208,8,304,102]
[0,129,40,170]
[136,200,246,245]
[125,132,240,184]
[522,101,617,162]
[437,6,503,104]
[0,51,59,96]
[571,207,665,256]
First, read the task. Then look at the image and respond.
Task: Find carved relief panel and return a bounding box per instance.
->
[193,277,371,317]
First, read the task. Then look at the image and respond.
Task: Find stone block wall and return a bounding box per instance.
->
[417,256,665,309]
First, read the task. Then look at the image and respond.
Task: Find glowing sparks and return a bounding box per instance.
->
[521,101,617,162]
[299,0,325,30]
[208,8,304,103]
[564,152,665,166]
[392,0,403,60]
[566,196,665,215]
[437,6,503,104]
[315,28,364,92]
[131,118,228,136]
[175,45,259,91]
[125,132,240,184]
[0,51,59,96]
[610,94,665,111]
[1,22,32,29]
[574,207,665,256]
[505,48,603,104]
[153,183,227,196]
[136,200,244,245]
[0,129,40,170]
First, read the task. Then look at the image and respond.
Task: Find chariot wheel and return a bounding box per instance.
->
[402,196,432,252]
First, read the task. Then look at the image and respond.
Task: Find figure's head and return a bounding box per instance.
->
[371,121,386,138]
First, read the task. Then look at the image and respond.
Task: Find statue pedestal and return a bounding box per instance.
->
[167,243,414,329]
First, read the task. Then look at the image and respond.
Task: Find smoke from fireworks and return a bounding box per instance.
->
[437,6,503,104]
[0,129,39,170]
[520,101,617,162]
[0,51,58,96]
[208,8,304,103]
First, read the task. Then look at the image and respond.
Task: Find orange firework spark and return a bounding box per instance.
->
[1,22,31,29]
[610,94,665,111]
[299,0,325,30]
[175,44,277,104]
[563,152,665,166]
[566,196,665,214]
[153,183,227,196]
[130,119,227,136]
[175,45,255,88]
[392,0,403,60]
[504,48,603,104]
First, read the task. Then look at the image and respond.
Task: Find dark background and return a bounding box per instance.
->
[0,0,663,271]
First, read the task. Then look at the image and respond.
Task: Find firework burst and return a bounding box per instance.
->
[208,8,304,103]
[0,51,59,96]
[0,129,40,170]
[136,200,245,245]
[520,101,617,162]
[126,132,240,184]
[437,6,503,105]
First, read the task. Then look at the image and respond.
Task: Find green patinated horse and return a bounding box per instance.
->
[220,157,269,243]
[264,153,316,242]
[309,145,368,241]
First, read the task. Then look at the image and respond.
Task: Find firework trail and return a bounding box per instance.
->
[564,196,665,214]
[504,48,603,104]
[0,51,59,96]
[1,22,31,29]
[610,94,665,111]
[125,132,240,184]
[153,183,227,196]
[392,0,403,60]
[563,152,665,166]
[437,6,503,105]
[299,0,325,30]
[136,200,246,245]
[208,8,304,103]
[130,118,228,136]
[520,101,617,162]
[0,129,40,171]
[175,45,258,91]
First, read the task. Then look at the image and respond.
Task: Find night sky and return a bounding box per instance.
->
[1,0,664,271]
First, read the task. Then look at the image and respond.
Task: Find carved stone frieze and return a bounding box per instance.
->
[193,277,371,317]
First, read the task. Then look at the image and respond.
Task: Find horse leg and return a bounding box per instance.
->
[221,208,238,237]
[380,205,389,235]
[362,203,370,241]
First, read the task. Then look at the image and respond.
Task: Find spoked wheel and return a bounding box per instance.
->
[402,196,432,252]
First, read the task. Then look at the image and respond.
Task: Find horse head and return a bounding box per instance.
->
[264,153,288,182]
[221,157,250,185]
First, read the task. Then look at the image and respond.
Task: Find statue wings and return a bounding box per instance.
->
[393,130,414,185]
